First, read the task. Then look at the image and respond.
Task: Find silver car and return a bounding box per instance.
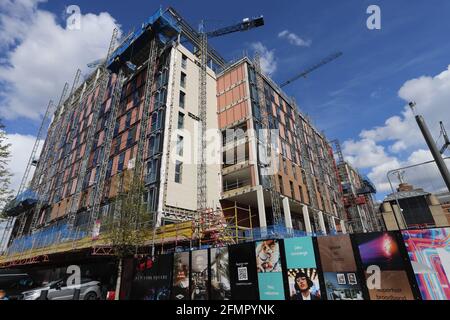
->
[22,278,102,300]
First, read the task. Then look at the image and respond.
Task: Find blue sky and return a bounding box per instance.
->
[1,0,450,199]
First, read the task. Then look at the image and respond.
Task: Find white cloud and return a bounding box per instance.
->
[250,42,277,76]
[5,133,43,195]
[0,0,121,120]
[278,30,311,47]
[343,66,450,196]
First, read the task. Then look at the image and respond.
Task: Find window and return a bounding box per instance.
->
[151,112,158,131]
[133,90,140,107]
[290,181,295,198]
[148,133,161,157]
[106,159,113,177]
[181,54,187,69]
[146,158,159,184]
[180,72,186,88]
[117,152,125,172]
[175,161,183,183]
[278,175,284,194]
[125,112,132,129]
[179,91,185,108]
[176,135,184,156]
[299,185,304,203]
[283,159,288,174]
[292,164,297,180]
[178,112,185,129]
[113,120,120,136]
[126,126,136,148]
[147,187,158,212]
[115,135,121,154]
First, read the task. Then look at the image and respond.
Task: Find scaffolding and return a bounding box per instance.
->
[0,202,254,267]
[253,53,283,226]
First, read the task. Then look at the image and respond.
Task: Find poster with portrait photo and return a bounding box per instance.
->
[255,239,282,273]
[191,249,209,300]
[210,247,231,300]
[130,254,172,300]
[171,251,190,300]
[287,268,321,300]
[324,272,364,300]
[255,239,285,300]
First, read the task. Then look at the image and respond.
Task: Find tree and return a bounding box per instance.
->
[0,119,13,215]
[102,170,152,300]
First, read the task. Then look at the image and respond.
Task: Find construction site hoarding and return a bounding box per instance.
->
[402,227,450,300]
[191,249,209,300]
[284,237,321,300]
[255,239,285,300]
[210,247,231,300]
[353,232,415,300]
[171,251,190,300]
[229,242,258,300]
[130,254,173,300]
[317,235,364,300]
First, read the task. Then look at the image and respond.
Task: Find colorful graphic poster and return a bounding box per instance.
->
[210,247,231,300]
[317,235,357,272]
[354,232,415,300]
[130,254,172,300]
[324,272,364,300]
[171,252,190,300]
[191,249,209,300]
[355,232,404,270]
[255,239,285,300]
[229,242,258,300]
[402,227,450,300]
[284,237,321,300]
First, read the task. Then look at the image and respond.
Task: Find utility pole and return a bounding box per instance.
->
[409,102,450,192]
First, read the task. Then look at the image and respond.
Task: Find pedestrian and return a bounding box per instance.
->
[0,289,9,300]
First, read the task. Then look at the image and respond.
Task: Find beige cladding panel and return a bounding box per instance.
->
[164,45,220,211]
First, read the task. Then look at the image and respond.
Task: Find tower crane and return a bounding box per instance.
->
[280,51,343,88]
[194,15,264,245]
[196,16,265,212]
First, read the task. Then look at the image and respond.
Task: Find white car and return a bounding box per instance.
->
[22,278,102,300]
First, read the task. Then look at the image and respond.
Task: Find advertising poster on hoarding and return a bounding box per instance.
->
[130,254,172,300]
[229,242,258,300]
[354,232,415,300]
[318,235,363,300]
[324,272,364,300]
[210,247,231,300]
[317,235,357,272]
[255,239,285,300]
[191,249,209,300]
[284,237,321,300]
[402,227,450,300]
[171,251,190,300]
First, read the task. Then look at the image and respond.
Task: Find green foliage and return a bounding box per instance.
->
[102,171,152,259]
[0,119,13,216]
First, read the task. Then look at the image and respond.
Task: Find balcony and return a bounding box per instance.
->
[223,178,251,193]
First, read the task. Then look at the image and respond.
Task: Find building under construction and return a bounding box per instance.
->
[0,7,345,269]
[334,157,383,233]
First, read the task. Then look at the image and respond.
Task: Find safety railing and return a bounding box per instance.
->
[223,178,251,192]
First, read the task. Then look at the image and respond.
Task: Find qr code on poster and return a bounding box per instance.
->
[237,267,248,281]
